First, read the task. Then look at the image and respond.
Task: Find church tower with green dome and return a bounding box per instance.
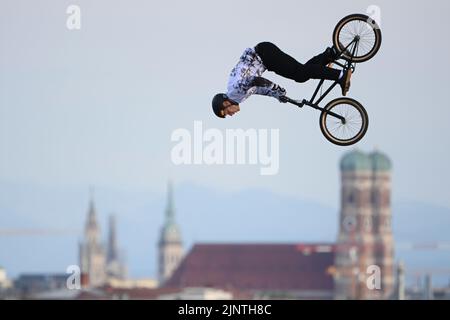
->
[369,150,394,299]
[158,181,184,285]
[334,149,394,300]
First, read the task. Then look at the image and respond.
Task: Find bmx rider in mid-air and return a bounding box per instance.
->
[212,42,352,118]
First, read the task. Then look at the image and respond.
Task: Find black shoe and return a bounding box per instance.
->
[324,45,340,64]
[339,69,352,96]
[330,45,340,60]
[324,47,334,64]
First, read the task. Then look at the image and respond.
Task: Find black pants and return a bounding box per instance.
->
[255,42,340,83]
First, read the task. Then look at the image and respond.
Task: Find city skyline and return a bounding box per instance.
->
[2,148,450,290]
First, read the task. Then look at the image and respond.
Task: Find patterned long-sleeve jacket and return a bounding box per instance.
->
[226,47,286,104]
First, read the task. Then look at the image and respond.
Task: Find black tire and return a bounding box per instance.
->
[333,13,382,63]
[319,97,368,146]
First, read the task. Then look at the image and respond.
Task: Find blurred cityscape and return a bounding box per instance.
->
[1,149,450,300]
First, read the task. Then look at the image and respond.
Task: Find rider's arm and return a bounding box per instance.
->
[250,77,287,101]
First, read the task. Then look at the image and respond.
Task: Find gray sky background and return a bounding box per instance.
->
[1,1,450,212]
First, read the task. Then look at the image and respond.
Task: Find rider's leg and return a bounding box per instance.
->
[299,64,341,82]
[304,46,352,96]
[305,47,338,66]
[255,42,340,83]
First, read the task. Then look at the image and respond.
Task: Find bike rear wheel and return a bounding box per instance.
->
[319,97,368,146]
[333,13,382,63]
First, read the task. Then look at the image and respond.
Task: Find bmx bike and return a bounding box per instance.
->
[284,13,382,146]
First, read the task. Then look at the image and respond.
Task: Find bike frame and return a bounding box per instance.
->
[285,37,360,124]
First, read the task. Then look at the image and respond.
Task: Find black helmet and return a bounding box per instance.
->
[211,93,228,118]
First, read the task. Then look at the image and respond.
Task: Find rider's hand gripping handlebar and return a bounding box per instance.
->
[282,96,305,108]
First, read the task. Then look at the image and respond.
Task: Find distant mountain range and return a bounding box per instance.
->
[1,180,450,286]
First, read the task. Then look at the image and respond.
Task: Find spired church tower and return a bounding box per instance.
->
[334,149,394,299]
[158,181,183,285]
[106,214,127,279]
[79,192,107,287]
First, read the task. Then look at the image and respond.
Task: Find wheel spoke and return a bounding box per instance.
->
[324,102,365,142]
[337,17,378,59]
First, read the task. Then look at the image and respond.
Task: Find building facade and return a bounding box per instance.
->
[164,243,336,299]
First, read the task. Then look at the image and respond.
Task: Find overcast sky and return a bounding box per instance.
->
[1,0,450,210]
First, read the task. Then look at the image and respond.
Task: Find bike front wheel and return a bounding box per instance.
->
[333,13,382,63]
[319,98,369,146]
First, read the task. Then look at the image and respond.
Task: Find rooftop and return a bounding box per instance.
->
[164,243,336,293]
